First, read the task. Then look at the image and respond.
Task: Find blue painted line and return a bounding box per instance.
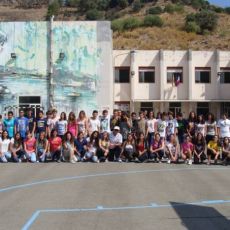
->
[22,199,230,230]
[1,167,229,194]
[21,210,40,230]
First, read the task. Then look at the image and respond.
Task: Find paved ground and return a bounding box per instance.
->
[0,163,229,230]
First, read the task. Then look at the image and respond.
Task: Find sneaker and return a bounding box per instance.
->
[70,159,76,164]
[56,159,61,163]
[167,159,171,164]
[118,158,122,163]
[188,159,192,165]
[73,155,78,162]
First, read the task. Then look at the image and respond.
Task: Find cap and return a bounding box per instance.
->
[114,126,120,131]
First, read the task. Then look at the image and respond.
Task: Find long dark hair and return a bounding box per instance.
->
[89,131,99,147]
[37,131,46,146]
[206,112,215,123]
[63,131,75,144]
[188,111,197,122]
[197,114,205,124]
[2,130,9,140]
[194,132,205,146]
[13,132,22,146]
[60,112,67,121]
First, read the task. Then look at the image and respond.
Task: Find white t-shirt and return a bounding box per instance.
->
[109,132,122,145]
[100,115,110,133]
[195,123,205,136]
[166,119,178,135]
[157,119,167,138]
[89,118,100,133]
[147,118,157,133]
[0,138,11,153]
[166,142,177,155]
[56,120,67,136]
[205,121,216,136]
[217,119,230,138]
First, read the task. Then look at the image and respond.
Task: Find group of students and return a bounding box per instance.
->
[0,107,230,165]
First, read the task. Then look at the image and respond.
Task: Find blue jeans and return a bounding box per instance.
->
[0,151,11,163]
[25,152,37,163]
[37,148,46,162]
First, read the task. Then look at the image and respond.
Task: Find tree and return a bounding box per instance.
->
[132,0,142,12]
[86,9,104,20]
[47,0,60,18]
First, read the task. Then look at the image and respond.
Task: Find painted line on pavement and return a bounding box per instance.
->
[21,199,230,230]
[1,167,229,194]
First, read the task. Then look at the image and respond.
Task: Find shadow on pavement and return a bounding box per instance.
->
[170,202,230,230]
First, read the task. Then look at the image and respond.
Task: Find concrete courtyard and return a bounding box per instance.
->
[0,163,229,230]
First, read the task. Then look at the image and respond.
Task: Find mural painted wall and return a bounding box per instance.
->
[0,21,113,116]
[52,21,113,115]
[0,22,49,115]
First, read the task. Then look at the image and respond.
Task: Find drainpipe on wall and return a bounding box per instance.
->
[215,49,221,118]
[188,49,193,111]
[130,50,135,113]
[48,15,54,109]
[159,49,164,112]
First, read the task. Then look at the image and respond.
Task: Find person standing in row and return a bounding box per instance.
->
[36,111,48,138]
[119,112,131,142]
[77,110,88,137]
[56,112,67,139]
[67,112,78,138]
[27,108,36,137]
[88,110,100,136]
[100,110,110,133]
[146,111,157,148]
[3,111,15,139]
[14,110,28,140]
[205,112,217,144]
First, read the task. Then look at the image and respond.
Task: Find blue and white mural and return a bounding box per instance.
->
[0,21,112,115]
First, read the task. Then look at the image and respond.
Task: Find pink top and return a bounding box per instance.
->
[67,121,78,137]
[24,137,36,152]
[181,142,193,153]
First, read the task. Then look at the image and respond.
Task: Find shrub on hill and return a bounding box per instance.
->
[143,15,164,27]
[148,6,163,15]
[185,10,218,34]
[164,3,184,14]
[86,9,104,20]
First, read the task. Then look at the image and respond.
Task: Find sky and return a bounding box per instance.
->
[208,0,230,7]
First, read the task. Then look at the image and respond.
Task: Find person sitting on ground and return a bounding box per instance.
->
[74,131,87,160]
[109,126,123,162]
[36,131,49,162]
[62,131,78,163]
[193,132,206,164]
[149,132,164,163]
[24,131,37,163]
[83,131,99,163]
[165,134,179,164]
[136,132,148,162]
[222,137,230,166]
[121,133,136,162]
[181,135,193,165]
[98,131,110,162]
[48,129,62,163]
[10,132,25,162]
[207,135,220,165]
[0,130,12,163]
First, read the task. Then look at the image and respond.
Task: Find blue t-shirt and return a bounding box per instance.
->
[74,138,87,153]
[3,118,15,138]
[36,118,47,134]
[15,117,28,138]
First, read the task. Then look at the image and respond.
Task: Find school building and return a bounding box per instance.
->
[113,50,230,118]
[0,20,229,118]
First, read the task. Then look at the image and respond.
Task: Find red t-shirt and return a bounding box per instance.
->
[24,137,36,152]
[49,137,62,152]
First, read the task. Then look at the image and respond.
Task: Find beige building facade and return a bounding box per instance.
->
[113,50,230,118]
